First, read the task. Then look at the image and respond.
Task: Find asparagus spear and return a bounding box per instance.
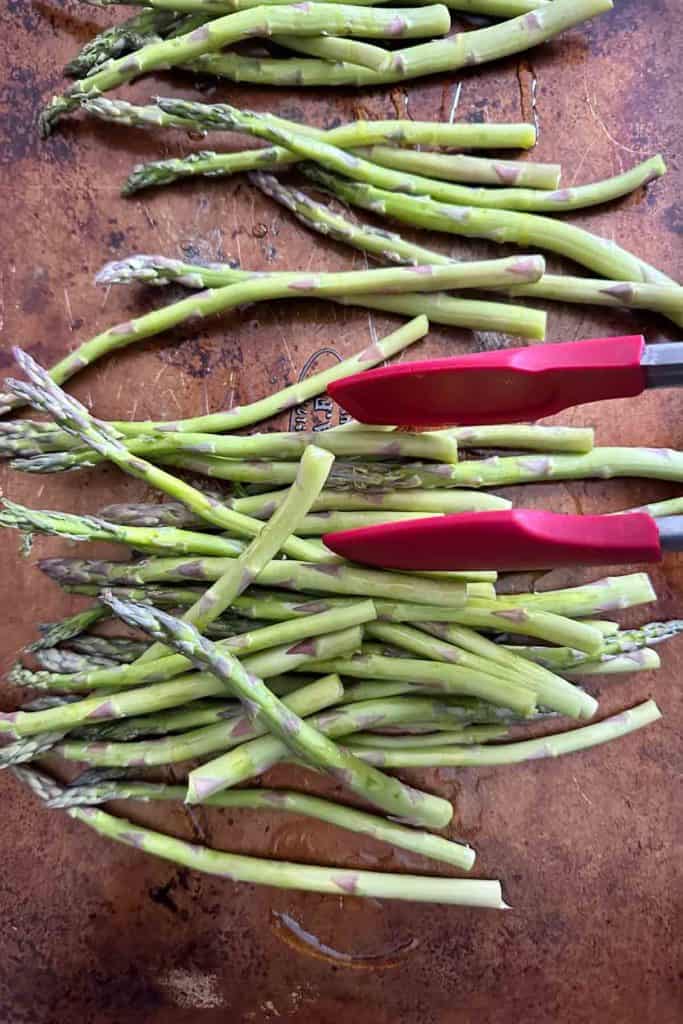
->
[102,596,455,827]
[66,636,147,662]
[253,174,683,325]
[134,444,335,663]
[346,728,507,749]
[26,606,110,652]
[5,350,325,563]
[157,98,663,217]
[10,601,377,692]
[64,9,187,77]
[34,648,119,673]
[305,170,680,290]
[352,145,561,189]
[1,626,362,732]
[15,766,505,906]
[184,0,613,87]
[272,35,390,71]
[473,573,656,617]
[503,621,683,670]
[564,650,660,676]
[367,621,597,718]
[615,497,683,518]
[347,701,661,767]
[40,4,454,134]
[40,555,468,605]
[46,778,476,870]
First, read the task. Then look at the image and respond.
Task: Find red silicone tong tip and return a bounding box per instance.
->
[327,335,647,426]
[324,509,661,571]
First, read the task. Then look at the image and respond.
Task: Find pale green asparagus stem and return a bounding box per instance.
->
[158,99,664,216]
[185,0,614,87]
[10,602,377,692]
[503,620,683,670]
[40,555,468,606]
[253,174,683,326]
[26,606,110,652]
[347,700,661,767]
[232,487,512,518]
[40,3,453,133]
[0,627,362,734]
[16,767,505,906]
[346,727,507,749]
[6,350,324,563]
[65,9,186,77]
[57,675,343,766]
[353,145,561,189]
[615,497,683,518]
[306,170,680,291]
[187,693,516,796]
[473,573,656,617]
[272,35,390,71]
[565,650,660,676]
[103,597,454,827]
[367,621,597,718]
[46,779,476,870]
[135,444,335,664]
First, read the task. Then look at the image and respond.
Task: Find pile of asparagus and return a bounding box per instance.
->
[41,0,613,134]
[1,321,680,904]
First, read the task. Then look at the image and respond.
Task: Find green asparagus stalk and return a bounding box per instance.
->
[39,3,453,134]
[46,778,476,870]
[65,9,187,77]
[157,98,663,217]
[616,496,683,518]
[135,444,335,663]
[346,727,507,749]
[1,626,362,733]
[305,169,680,290]
[103,596,455,827]
[353,145,561,189]
[16,767,506,906]
[5,350,325,563]
[272,35,390,71]
[10,601,377,692]
[57,674,345,766]
[68,700,244,740]
[347,700,661,767]
[0,731,69,768]
[34,648,119,673]
[184,0,613,87]
[565,650,660,676]
[503,620,683,670]
[26,605,110,652]
[367,621,597,718]
[253,174,683,325]
[66,636,147,662]
[40,555,468,606]
[473,573,656,617]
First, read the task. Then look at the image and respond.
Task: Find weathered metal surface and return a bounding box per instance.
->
[0,1,681,1021]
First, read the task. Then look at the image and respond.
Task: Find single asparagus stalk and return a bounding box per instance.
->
[565,650,660,676]
[26,606,110,652]
[34,648,119,673]
[305,169,680,290]
[69,700,244,740]
[368,621,597,718]
[10,602,377,692]
[353,145,561,189]
[111,315,426,435]
[39,4,453,134]
[5,350,325,563]
[135,444,335,663]
[1,626,362,733]
[616,496,683,518]
[0,731,69,768]
[347,727,507,749]
[40,555,468,606]
[158,99,663,217]
[99,488,512,527]
[272,35,390,71]
[292,650,538,715]
[16,766,506,906]
[65,9,186,77]
[103,596,455,827]
[503,621,683,670]
[187,694,512,796]
[253,174,683,325]
[57,674,345,766]
[46,779,475,871]
[473,573,656,617]
[184,0,614,87]
[99,250,544,296]
[348,700,661,767]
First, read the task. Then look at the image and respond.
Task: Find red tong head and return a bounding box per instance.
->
[324,509,663,571]
[327,335,647,427]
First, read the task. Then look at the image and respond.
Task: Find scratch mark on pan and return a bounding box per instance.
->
[582,76,640,167]
[63,287,74,330]
[448,81,462,124]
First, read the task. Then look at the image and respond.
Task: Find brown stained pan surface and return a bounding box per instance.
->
[0,1,681,1021]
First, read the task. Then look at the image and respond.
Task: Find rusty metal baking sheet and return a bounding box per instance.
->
[0,1,681,1021]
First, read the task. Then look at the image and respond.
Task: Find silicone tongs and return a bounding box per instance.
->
[324,509,683,572]
[323,334,683,570]
[327,335,683,426]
